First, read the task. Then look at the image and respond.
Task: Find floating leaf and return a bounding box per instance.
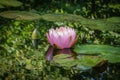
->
[83,19,120,31]
[0,0,23,7]
[41,14,86,22]
[74,45,120,63]
[76,55,104,70]
[41,14,120,31]
[107,17,120,23]
[53,54,76,67]
[102,53,120,63]
[74,45,120,54]
[0,11,41,20]
[53,54,104,70]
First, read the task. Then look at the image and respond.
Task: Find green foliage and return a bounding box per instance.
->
[20,0,119,18]
[0,19,51,79]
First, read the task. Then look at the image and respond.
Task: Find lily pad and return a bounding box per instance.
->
[53,54,77,68]
[53,54,104,70]
[0,11,41,20]
[76,55,104,70]
[41,14,120,31]
[74,45,120,54]
[0,0,23,7]
[41,14,86,22]
[74,45,120,63]
[102,53,120,63]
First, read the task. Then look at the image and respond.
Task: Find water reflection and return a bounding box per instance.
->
[45,46,54,61]
[45,46,109,77]
[45,46,76,62]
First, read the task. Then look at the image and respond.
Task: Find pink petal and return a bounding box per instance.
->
[46,33,54,46]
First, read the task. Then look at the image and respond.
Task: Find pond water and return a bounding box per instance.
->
[45,46,120,80]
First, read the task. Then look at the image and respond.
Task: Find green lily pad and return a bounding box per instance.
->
[0,11,41,20]
[74,45,120,54]
[53,54,104,70]
[74,45,120,63]
[41,14,120,31]
[102,53,120,63]
[53,54,77,67]
[41,14,86,22]
[0,0,23,7]
[76,55,104,70]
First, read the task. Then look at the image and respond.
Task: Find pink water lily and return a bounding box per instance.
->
[46,27,77,49]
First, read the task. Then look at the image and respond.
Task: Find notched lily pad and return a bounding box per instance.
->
[0,11,41,20]
[53,53,104,70]
[76,55,104,70]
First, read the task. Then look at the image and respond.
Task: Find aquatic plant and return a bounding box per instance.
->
[46,27,77,49]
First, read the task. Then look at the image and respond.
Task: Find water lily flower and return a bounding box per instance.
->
[46,27,77,49]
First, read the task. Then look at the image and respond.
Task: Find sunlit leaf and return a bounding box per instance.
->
[74,45,120,63]
[102,53,120,63]
[53,54,104,70]
[0,0,23,7]
[41,14,86,22]
[74,45,120,54]
[84,19,120,31]
[41,14,120,31]
[76,55,104,70]
[53,54,76,67]
[107,17,120,23]
[0,11,41,20]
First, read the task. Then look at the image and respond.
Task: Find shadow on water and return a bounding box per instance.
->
[45,46,120,80]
